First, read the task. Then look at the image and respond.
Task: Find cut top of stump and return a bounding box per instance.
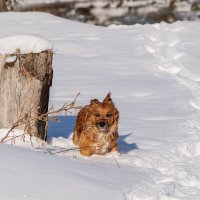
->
[0,35,53,54]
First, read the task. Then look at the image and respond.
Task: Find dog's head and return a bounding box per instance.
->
[86,93,119,133]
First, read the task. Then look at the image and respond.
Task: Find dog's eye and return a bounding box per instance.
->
[106,113,112,118]
[94,112,100,117]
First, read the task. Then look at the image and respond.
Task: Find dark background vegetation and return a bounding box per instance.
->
[1,0,200,25]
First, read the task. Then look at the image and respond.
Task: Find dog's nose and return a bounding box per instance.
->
[99,122,106,128]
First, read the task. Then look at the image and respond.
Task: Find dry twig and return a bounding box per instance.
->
[0,93,81,146]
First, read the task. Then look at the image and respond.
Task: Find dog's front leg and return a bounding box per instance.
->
[107,131,119,153]
[79,134,96,156]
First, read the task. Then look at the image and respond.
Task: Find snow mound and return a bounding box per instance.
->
[0,35,52,54]
[0,129,46,149]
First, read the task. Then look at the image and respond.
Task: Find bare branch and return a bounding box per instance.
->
[0,93,82,147]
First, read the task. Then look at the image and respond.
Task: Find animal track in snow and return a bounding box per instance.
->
[145,27,182,75]
[128,22,200,200]
[145,22,200,114]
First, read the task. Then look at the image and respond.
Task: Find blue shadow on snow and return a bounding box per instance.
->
[47,116,138,153]
[118,133,138,154]
[47,116,76,140]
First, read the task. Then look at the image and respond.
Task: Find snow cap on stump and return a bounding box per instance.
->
[0,35,53,54]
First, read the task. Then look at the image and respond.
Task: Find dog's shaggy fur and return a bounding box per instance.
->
[72,93,119,156]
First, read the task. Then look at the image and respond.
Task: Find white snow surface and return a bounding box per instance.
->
[0,35,52,54]
[1,12,200,200]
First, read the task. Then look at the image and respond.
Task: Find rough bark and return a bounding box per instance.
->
[0,0,7,11]
[0,50,53,140]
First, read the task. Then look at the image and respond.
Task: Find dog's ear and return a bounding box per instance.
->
[113,108,119,122]
[103,92,113,104]
[90,99,100,105]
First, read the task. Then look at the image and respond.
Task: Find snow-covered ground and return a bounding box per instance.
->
[1,12,200,199]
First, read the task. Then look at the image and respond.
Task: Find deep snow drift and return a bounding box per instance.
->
[0,12,200,199]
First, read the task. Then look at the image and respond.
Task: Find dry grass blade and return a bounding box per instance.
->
[110,152,120,169]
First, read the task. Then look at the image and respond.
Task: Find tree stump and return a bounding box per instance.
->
[0,50,53,140]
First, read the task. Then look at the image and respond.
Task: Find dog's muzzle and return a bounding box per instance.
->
[97,121,108,131]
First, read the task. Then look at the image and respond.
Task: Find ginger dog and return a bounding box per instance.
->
[72,93,119,156]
